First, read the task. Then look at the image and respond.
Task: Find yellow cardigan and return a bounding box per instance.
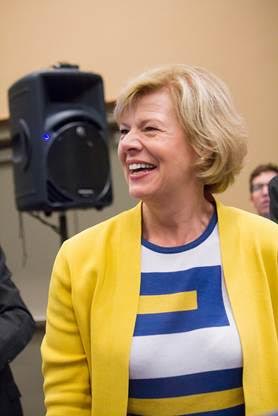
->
[41,201,278,416]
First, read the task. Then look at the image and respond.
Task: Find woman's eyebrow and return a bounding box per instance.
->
[139,117,164,126]
[118,121,130,128]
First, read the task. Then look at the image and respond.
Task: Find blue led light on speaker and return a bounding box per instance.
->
[42,133,51,141]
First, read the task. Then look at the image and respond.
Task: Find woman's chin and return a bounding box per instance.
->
[128,189,154,201]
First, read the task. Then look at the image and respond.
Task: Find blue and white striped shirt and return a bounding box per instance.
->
[128,213,245,416]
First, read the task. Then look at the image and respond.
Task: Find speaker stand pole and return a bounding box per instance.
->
[58,211,68,244]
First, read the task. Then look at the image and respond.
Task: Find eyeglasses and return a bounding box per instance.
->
[251,183,269,193]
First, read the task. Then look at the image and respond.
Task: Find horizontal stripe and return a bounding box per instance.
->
[140,266,221,295]
[128,387,244,416]
[182,404,245,416]
[134,309,228,336]
[130,327,243,379]
[129,368,243,398]
[139,291,197,314]
[128,404,245,416]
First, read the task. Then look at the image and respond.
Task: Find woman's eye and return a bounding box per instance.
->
[145,126,158,132]
[119,128,129,135]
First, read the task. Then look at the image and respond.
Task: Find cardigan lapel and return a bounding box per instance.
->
[216,200,265,414]
[92,203,142,415]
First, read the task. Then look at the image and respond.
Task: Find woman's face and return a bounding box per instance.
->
[117,88,198,203]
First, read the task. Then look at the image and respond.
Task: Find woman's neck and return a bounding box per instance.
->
[141,192,215,247]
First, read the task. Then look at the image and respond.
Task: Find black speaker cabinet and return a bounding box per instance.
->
[8,66,113,212]
[269,175,278,222]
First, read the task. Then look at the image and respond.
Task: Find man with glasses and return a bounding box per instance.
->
[249,163,278,218]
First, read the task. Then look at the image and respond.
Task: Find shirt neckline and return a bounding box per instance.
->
[141,210,217,254]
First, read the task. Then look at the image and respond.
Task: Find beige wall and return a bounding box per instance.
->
[0,0,277,312]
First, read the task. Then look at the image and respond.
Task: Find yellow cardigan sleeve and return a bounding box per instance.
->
[41,245,92,416]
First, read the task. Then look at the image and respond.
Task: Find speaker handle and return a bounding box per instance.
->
[44,109,106,133]
[12,119,32,171]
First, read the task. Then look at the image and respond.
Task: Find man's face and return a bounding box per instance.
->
[250,170,278,217]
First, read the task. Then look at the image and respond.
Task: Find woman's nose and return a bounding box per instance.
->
[119,129,142,151]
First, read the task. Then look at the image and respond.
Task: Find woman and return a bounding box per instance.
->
[41,64,278,416]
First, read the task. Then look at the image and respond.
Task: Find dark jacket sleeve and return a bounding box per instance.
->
[0,245,36,371]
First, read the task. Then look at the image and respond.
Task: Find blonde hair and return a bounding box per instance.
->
[114,64,247,193]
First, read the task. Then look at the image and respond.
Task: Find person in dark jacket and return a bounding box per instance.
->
[0,245,36,416]
[269,175,278,223]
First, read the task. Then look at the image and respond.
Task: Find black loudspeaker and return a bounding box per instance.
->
[8,65,113,212]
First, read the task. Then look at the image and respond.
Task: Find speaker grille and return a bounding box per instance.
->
[47,120,110,204]
[47,180,73,203]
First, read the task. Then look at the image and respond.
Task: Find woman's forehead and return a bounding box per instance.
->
[120,89,174,118]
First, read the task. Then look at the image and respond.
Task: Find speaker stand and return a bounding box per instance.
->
[27,211,69,246]
[58,211,68,244]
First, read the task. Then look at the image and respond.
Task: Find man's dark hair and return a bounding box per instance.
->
[249,163,278,192]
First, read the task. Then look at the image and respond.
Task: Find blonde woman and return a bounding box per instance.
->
[42,64,278,416]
